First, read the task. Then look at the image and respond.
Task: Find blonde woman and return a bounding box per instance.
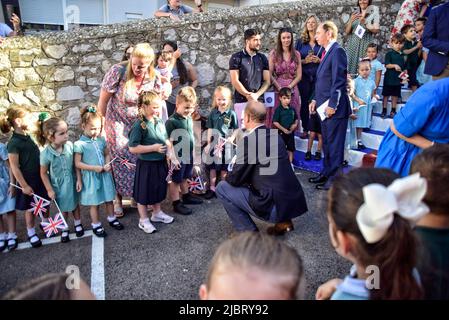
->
[295,15,323,139]
[98,43,163,217]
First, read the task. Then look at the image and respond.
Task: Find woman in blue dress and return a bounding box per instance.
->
[0,142,16,251]
[376,78,449,176]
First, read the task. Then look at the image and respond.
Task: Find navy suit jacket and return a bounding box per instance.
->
[423,2,449,76]
[314,42,350,119]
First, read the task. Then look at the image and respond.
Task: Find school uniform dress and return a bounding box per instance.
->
[7,132,48,210]
[369,59,384,84]
[128,117,168,206]
[404,39,420,87]
[331,265,370,300]
[165,113,195,183]
[40,142,78,212]
[74,136,116,206]
[376,78,449,176]
[0,143,15,214]
[272,105,298,152]
[382,50,406,98]
[353,76,376,129]
[206,108,238,172]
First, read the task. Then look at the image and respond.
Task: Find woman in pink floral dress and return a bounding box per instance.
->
[391,0,429,36]
[268,27,302,131]
[98,43,163,217]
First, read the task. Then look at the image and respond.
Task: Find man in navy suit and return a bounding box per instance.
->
[309,21,351,190]
[423,1,449,80]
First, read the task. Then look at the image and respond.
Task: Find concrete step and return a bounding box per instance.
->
[370,115,393,132]
[361,129,384,150]
[372,101,405,114]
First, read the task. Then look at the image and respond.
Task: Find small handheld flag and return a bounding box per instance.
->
[187,176,204,192]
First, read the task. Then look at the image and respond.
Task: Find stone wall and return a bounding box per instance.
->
[0,0,402,132]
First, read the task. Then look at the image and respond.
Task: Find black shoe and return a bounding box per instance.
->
[7,238,18,251]
[381,109,387,119]
[0,239,6,252]
[28,234,42,248]
[389,110,396,118]
[357,142,366,150]
[204,190,216,199]
[266,220,294,236]
[342,160,349,167]
[182,193,203,205]
[75,224,85,237]
[92,226,107,238]
[316,182,330,191]
[314,151,322,160]
[173,202,193,215]
[61,230,70,243]
[304,151,312,161]
[108,218,124,230]
[309,174,328,184]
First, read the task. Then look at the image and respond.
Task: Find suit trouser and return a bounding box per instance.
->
[298,79,315,133]
[432,61,449,80]
[321,116,348,179]
[216,181,277,232]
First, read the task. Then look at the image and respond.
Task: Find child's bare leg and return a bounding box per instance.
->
[180,180,189,196]
[137,203,149,220]
[72,205,81,221]
[169,182,180,201]
[0,216,5,234]
[307,132,316,152]
[288,151,293,163]
[356,128,363,141]
[220,171,227,180]
[90,205,100,225]
[209,169,217,191]
[317,134,323,152]
[6,211,16,234]
[105,201,114,218]
[391,96,398,115]
[382,96,388,116]
[25,210,35,229]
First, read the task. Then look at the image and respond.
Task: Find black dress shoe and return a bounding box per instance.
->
[304,151,312,161]
[309,175,328,184]
[266,220,294,236]
[173,202,193,215]
[203,190,216,199]
[316,182,330,191]
[182,193,203,205]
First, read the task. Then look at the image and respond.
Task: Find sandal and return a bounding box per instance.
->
[7,238,18,251]
[75,224,85,238]
[92,225,107,238]
[114,205,125,218]
[109,218,124,230]
[61,230,70,243]
[28,234,42,248]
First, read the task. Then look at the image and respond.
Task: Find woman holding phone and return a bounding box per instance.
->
[345,0,380,76]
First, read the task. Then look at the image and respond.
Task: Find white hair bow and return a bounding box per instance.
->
[356,173,429,244]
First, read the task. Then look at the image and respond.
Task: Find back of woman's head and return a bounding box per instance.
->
[328,168,423,300]
[204,232,304,300]
[411,144,449,216]
[0,106,29,134]
[3,273,71,300]
[36,113,65,147]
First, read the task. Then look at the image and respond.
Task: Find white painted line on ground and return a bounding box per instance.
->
[14,230,93,251]
[90,234,105,300]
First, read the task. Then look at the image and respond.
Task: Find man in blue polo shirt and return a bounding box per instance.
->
[154,0,203,21]
[229,28,271,128]
[0,13,21,45]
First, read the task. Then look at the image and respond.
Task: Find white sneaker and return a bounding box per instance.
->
[151,211,174,224]
[138,220,156,234]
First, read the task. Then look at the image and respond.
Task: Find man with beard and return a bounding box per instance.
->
[229,29,271,128]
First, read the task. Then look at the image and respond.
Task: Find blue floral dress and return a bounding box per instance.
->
[74,136,116,206]
[353,76,376,129]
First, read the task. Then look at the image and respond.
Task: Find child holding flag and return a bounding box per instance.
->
[0,107,49,248]
[37,114,84,243]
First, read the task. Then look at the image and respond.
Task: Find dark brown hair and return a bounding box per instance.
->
[274,27,299,65]
[205,232,304,299]
[3,273,72,300]
[328,168,423,300]
[391,33,406,44]
[400,24,415,35]
[0,106,29,134]
[162,41,188,85]
[36,116,66,147]
[410,144,449,215]
[367,43,378,52]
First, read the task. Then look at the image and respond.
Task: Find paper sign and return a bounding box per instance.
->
[317,99,329,121]
[355,24,366,39]
[264,91,275,107]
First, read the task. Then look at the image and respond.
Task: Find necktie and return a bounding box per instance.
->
[321,49,326,60]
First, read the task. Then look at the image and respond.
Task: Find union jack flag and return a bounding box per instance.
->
[29,195,51,218]
[118,157,136,170]
[188,176,204,192]
[166,162,177,182]
[41,213,67,238]
[213,137,227,158]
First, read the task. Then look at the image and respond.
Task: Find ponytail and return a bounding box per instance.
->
[0,106,29,134]
[36,114,65,147]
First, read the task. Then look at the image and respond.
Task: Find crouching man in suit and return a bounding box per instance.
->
[309,21,351,190]
[216,101,308,236]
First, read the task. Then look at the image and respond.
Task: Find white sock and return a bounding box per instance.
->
[91,222,102,229]
[107,215,116,222]
[8,232,17,239]
[74,219,81,226]
[140,218,150,224]
[27,228,36,237]
[0,233,6,241]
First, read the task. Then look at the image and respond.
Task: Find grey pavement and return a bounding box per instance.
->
[0,169,350,300]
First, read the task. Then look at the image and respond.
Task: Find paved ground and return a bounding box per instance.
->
[0,169,350,300]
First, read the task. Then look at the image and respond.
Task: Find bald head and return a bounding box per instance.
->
[244,100,266,124]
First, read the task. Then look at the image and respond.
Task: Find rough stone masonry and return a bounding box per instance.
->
[0,0,402,137]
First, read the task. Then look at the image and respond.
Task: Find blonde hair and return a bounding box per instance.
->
[137,90,161,126]
[0,106,29,134]
[212,86,232,110]
[300,15,319,43]
[321,21,338,40]
[205,232,304,300]
[124,43,156,93]
[176,86,197,105]
[79,105,102,128]
[36,116,66,147]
